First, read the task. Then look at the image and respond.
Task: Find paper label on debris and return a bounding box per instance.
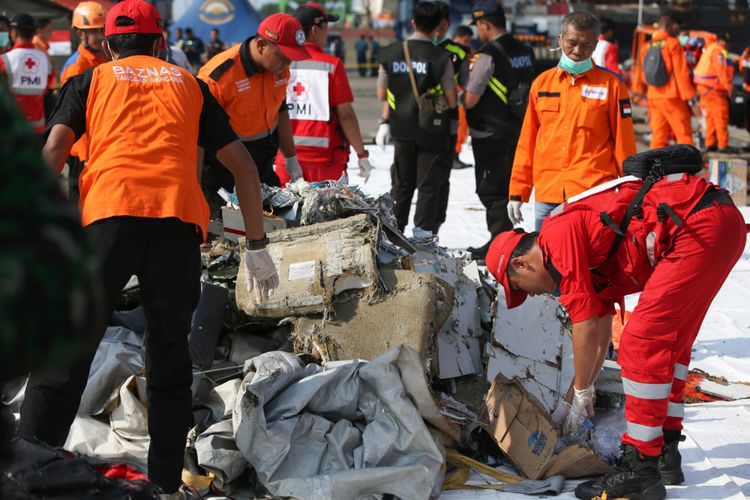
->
[288,261,316,281]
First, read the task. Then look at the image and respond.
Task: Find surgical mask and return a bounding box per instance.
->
[432,35,448,46]
[558,52,593,75]
[0,32,9,48]
[678,35,690,46]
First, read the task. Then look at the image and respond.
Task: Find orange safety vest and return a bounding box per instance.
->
[80,55,209,238]
[694,42,734,94]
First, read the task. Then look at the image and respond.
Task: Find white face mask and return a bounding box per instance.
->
[0,32,9,48]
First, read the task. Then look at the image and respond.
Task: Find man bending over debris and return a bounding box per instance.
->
[486,145,747,500]
[22,1,278,496]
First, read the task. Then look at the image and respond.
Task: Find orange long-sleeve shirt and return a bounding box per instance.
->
[510,65,637,204]
[694,42,734,93]
[741,49,750,92]
[641,31,696,101]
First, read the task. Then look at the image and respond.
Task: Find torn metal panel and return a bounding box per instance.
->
[411,253,483,379]
[236,214,379,318]
[292,268,454,366]
[696,379,750,400]
[487,294,575,414]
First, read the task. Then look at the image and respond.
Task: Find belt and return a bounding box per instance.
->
[689,188,733,215]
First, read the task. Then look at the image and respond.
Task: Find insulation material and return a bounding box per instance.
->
[412,253,484,379]
[236,214,379,318]
[231,347,450,500]
[292,268,454,365]
[487,294,574,415]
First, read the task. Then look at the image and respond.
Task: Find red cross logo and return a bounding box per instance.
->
[25,57,36,70]
[292,81,307,97]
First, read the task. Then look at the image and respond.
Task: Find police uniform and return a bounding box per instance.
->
[378,33,454,234]
[435,38,469,230]
[462,33,534,238]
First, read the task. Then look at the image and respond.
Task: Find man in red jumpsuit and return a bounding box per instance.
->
[486,152,746,500]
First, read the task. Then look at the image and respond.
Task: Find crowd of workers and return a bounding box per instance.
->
[1,0,750,499]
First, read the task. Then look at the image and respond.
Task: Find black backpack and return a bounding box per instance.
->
[603,145,704,261]
[489,40,532,121]
[643,40,669,87]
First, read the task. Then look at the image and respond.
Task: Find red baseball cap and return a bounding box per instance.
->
[105,0,163,37]
[485,228,528,309]
[257,13,310,61]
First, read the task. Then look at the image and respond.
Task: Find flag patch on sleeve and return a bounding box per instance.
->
[620,98,632,118]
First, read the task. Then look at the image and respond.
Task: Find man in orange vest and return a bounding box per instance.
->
[23,1,278,495]
[275,2,372,185]
[694,33,736,153]
[60,1,109,205]
[640,12,698,149]
[740,40,750,150]
[198,13,309,210]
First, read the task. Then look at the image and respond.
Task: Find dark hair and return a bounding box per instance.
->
[435,1,450,22]
[659,11,683,27]
[483,13,507,30]
[37,19,51,29]
[455,25,472,38]
[211,28,219,34]
[507,232,539,276]
[0,15,9,30]
[600,16,615,34]
[185,28,193,35]
[106,33,161,55]
[562,12,599,36]
[413,1,442,34]
[14,26,35,40]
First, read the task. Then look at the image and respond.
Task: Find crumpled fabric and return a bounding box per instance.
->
[195,419,246,491]
[231,346,446,500]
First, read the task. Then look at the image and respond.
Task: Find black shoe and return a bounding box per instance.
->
[575,444,666,500]
[467,240,491,260]
[452,156,472,169]
[706,145,718,152]
[659,430,686,485]
[717,146,738,154]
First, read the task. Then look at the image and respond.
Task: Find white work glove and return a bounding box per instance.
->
[284,156,303,182]
[563,385,595,436]
[358,158,372,183]
[243,248,279,302]
[375,123,391,149]
[507,200,524,226]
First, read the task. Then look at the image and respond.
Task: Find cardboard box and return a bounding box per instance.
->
[221,207,287,242]
[479,374,609,480]
[707,158,748,206]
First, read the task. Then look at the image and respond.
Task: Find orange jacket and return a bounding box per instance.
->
[81,56,209,237]
[694,42,733,94]
[640,31,696,101]
[198,39,288,141]
[61,44,108,161]
[741,48,750,92]
[510,65,637,204]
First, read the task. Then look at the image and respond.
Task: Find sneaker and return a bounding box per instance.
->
[467,240,491,261]
[717,146,739,154]
[575,444,666,500]
[706,145,718,152]
[452,155,473,169]
[659,430,686,485]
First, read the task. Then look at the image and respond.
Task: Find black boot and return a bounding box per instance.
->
[660,430,686,485]
[467,239,491,261]
[575,444,666,500]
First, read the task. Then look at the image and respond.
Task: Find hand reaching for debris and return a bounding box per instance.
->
[358,158,372,183]
[563,385,595,436]
[285,156,304,182]
[244,249,279,302]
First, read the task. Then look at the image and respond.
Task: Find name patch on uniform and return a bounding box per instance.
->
[581,85,608,100]
[286,68,330,121]
[620,98,632,118]
[111,65,184,84]
[274,78,289,87]
[509,54,533,69]
[236,78,250,92]
[391,60,428,75]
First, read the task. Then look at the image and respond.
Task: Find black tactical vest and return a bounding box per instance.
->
[379,39,451,143]
[466,34,535,141]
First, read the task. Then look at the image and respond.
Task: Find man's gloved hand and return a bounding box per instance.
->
[284,156,303,182]
[244,249,279,302]
[358,158,372,183]
[375,123,391,149]
[563,385,595,436]
[507,200,524,225]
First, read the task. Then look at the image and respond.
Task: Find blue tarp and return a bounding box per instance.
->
[172,0,262,47]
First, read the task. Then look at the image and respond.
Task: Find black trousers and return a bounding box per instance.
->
[472,136,515,237]
[745,89,750,134]
[436,134,457,228]
[390,138,451,233]
[19,216,201,493]
[67,155,85,207]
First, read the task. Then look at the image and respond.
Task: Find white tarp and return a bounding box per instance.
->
[232,346,448,500]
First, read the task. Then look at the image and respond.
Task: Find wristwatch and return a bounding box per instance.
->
[245,234,269,250]
[357,150,369,159]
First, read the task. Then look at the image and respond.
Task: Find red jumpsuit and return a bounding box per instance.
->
[539,174,746,456]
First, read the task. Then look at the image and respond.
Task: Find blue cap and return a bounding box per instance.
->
[471,1,505,25]
[11,13,35,30]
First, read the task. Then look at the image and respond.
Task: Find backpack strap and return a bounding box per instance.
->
[603,176,657,261]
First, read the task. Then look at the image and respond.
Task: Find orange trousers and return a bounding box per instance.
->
[697,86,730,149]
[456,106,468,155]
[649,98,694,148]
